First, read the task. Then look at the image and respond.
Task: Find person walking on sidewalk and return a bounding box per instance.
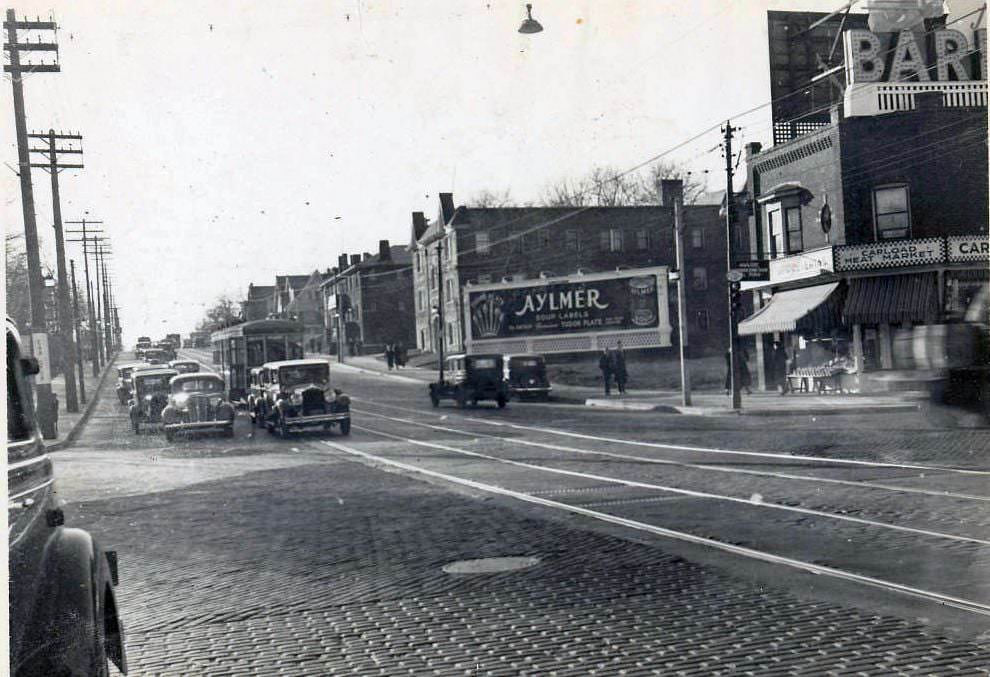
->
[385,344,395,370]
[724,348,753,395]
[394,342,406,369]
[599,348,614,396]
[611,341,628,394]
[773,341,790,395]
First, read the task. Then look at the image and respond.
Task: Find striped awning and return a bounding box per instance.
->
[844,273,939,326]
[738,282,841,336]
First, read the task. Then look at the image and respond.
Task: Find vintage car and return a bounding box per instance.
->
[247,367,266,426]
[168,359,201,374]
[128,368,177,433]
[142,348,169,365]
[115,361,145,405]
[7,318,127,676]
[429,354,508,409]
[503,353,552,400]
[135,336,152,359]
[160,373,236,442]
[261,359,350,437]
[153,340,177,361]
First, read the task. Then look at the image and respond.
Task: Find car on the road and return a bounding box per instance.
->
[7,318,128,676]
[115,361,145,405]
[142,348,169,365]
[128,368,177,434]
[168,359,201,374]
[153,340,177,361]
[429,353,508,409]
[247,367,267,427]
[160,373,237,442]
[503,353,552,401]
[261,359,350,437]
[135,336,152,359]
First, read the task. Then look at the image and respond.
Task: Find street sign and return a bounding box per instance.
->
[731,260,770,282]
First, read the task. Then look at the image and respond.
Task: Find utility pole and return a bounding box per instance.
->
[97,243,113,359]
[5,10,61,438]
[723,121,742,411]
[66,219,104,374]
[30,129,84,412]
[436,240,445,383]
[664,178,692,407]
[70,259,86,404]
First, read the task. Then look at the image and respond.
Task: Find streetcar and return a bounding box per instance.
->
[210,318,305,403]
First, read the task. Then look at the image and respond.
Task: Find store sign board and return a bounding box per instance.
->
[30,333,52,385]
[834,238,944,271]
[769,248,835,283]
[947,235,990,262]
[732,260,770,282]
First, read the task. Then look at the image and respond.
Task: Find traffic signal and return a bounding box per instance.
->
[729,281,743,317]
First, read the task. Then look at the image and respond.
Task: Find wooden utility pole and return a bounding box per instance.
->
[97,243,114,359]
[30,129,84,412]
[70,260,86,404]
[664,179,692,406]
[66,219,105,374]
[5,10,61,438]
[723,122,742,411]
[436,240,445,383]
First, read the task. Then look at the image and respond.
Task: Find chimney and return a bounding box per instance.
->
[412,212,428,241]
[350,254,361,266]
[338,254,349,269]
[659,179,683,208]
[379,239,391,261]
[745,142,762,159]
[439,192,455,224]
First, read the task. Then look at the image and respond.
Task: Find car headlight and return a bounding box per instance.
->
[173,393,190,410]
[210,396,222,407]
[335,393,351,407]
[144,394,154,401]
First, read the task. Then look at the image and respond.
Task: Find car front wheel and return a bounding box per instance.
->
[277,414,290,439]
[340,418,351,435]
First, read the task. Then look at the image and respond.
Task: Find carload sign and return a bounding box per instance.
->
[731,260,770,282]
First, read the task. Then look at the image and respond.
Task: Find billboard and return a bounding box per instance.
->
[464,267,672,355]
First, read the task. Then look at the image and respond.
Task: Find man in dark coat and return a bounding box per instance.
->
[611,341,628,394]
[385,344,395,370]
[599,348,613,396]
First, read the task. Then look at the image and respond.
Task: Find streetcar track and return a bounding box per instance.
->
[346,422,990,546]
[316,436,990,618]
[352,398,990,476]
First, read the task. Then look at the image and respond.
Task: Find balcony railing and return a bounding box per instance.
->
[844,81,987,117]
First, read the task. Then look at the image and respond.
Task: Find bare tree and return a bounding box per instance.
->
[469,188,514,208]
[540,161,705,207]
[5,240,31,331]
[197,294,243,332]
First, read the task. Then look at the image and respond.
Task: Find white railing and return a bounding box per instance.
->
[844,81,987,117]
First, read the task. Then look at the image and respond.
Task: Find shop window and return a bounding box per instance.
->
[692,267,708,291]
[691,228,704,248]
[636,229,649,250]
[767,205,784,259]
[873,185,911,240]
[785,206,803,253]
[565,229,579,251]
[475,231,490,254]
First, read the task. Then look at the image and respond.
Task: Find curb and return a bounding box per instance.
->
[584,398,922,416]
[47,354,118,452]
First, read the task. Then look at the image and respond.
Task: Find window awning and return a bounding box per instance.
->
[844,273,939,326]
[738,282,841,336]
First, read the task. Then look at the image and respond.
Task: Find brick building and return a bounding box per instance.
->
[242,284,275,321]
[321,241,415,356]
[410,190,728,357]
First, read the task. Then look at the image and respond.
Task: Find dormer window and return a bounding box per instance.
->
[759,183,812,259]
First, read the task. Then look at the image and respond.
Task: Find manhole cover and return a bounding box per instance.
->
[442,556,541,574]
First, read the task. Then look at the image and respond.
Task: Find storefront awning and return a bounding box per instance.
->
[844,273,938,326]
[738,282,841,336]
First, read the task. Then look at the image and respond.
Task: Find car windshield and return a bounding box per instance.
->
[279,365,329,386]
[120,367,135,379]
[174,362,199,373]
[137,375,171,391]
[470,357,499,370]
[510,358,542,368]
[175,378,223,393]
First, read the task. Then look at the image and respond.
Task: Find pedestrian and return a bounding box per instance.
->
[385,343,395,370]
[773,341,790,395]
[611,340,628,394]
[395,342,406,368]
[739,347,753,394]
[598,348,613,396]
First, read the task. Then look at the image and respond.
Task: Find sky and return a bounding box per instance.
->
[3,0,984,343]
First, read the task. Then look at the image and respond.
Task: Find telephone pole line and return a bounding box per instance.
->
[70,259,86,404]
[30,129,84,412]
[66,219,104,375]
[664,178,692,406]
[4,9,62,438]
[436,240,446,383]
[723,121,742,411]
[97,242,114,359]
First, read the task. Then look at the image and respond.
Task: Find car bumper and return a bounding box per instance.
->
[510,386,551,394]
[164,420,233,431]
[284,412,349,427]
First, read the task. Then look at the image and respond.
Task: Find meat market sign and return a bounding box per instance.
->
[464,267,672,354]
[834,238,944,271]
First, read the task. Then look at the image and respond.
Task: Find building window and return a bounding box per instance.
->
[692,267,708,291]
[601,229,623,252]
[691,228,704,248]
[475,231,490,254]
[767,205,783,259]
[696,310,710,330]
[477,273,492,284]
[873,185,911,240]
[565,230,579,251]
[785,206,803,253]
[540,229,551,248]
[636,229,649,250]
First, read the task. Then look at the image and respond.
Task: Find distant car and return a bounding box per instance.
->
[153,341,176,361]
[128,368,177,433]
[142,348,169,365]
[160,373,236,442]
[168,359,201,374]
[247,367,266,427]
[7,318,127,676]
[503,353,552,400]
[135,337,152,359]
[429,354,508,409]
[260,359,350,437]
[115,361,145,405]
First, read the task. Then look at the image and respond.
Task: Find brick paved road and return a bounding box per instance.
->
[51,360,990,675]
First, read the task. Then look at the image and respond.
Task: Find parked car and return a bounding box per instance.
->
[168,359,201,374]
[128,368,177,433]
[7,318,127,676]
[261,359,350,437]
[160,373,236,442]
[429,354,508,409]
[247,367,266,427]
[115,361,145,405]
[503,353,552,400]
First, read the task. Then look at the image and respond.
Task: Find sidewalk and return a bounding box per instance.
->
[45,353,117,451]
